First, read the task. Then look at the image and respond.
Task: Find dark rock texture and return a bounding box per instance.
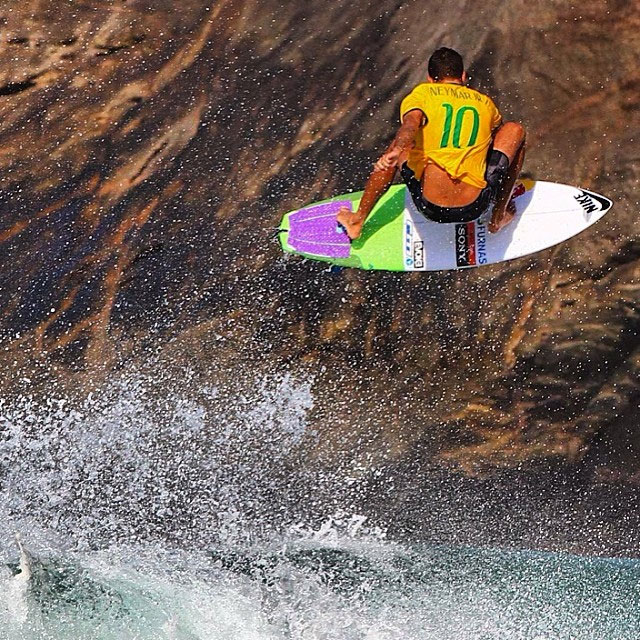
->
[0,0,638,498]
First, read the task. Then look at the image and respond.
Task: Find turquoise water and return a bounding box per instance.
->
[1,532,639,640]
[0,370,639,639]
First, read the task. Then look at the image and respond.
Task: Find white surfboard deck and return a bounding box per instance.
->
[403,180,613,270]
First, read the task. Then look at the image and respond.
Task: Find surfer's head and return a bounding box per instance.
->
[427,47,466,83]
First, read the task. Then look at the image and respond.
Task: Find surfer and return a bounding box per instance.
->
[337,47,526,240]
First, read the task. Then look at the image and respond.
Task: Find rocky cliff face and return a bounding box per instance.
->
[0,0,638,496]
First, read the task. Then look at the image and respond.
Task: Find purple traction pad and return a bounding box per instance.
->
[288,200,352,259]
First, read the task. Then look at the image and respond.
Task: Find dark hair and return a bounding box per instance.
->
[428,47,464,80]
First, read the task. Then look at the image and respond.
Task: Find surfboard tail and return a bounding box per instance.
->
[284,201,352,259]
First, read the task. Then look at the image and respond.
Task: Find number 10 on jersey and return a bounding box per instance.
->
[440,103,480,148]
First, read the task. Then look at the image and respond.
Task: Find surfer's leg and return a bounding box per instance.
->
[488,122,526,233]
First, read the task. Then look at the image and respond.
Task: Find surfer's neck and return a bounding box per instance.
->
[427,71,467,86]
[435,77,464,85]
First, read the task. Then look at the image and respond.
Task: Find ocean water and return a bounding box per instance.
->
[0,369,639,639]
[1,525,639,640]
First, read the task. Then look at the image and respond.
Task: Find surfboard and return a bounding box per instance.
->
[277,180,613,271]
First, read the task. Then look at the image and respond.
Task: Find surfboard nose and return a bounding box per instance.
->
[287,201,352,259]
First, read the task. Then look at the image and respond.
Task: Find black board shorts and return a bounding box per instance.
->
[400,163,495,224]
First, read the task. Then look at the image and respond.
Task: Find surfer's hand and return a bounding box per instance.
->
[374,147,403,172]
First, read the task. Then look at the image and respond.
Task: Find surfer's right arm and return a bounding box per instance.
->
[336,110,423,240]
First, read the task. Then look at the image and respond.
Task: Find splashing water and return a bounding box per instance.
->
[0,368,639,639]
[0,368,314,550]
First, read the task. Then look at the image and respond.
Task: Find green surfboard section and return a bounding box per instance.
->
[278,184,407,271]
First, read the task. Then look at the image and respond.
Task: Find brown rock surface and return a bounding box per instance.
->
[0,0,638,504]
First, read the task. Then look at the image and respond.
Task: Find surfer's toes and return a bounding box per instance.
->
[336,205,350,221]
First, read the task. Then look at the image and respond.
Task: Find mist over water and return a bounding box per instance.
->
[0,367,639,640]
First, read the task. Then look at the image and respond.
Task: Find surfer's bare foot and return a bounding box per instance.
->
[488,199,516,233]
[336,206,364,240]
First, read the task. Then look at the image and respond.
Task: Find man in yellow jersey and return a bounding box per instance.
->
[337,47,526,239]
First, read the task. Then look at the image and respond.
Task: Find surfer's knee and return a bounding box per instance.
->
[491,122,526,168]
[501,121,526,144]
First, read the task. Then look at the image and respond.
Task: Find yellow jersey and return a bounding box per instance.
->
[400,82,502,189]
